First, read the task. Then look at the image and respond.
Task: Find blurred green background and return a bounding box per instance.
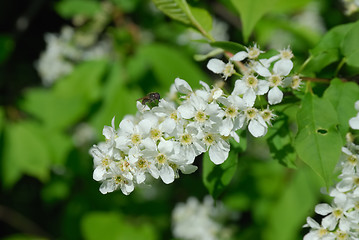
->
[0,0,355,239]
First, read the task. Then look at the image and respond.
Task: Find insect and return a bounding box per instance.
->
[137,92,161,105]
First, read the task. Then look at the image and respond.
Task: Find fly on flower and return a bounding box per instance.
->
[137,92,161,106]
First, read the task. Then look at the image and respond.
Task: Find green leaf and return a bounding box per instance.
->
[263,167,322,240]
[90,62,141,132]
[2,121,52,187]
[152,0,213,39]
[230,0,277,42]
[294,93,343,188]
[209,41,246,54]
[202,146,241,198]
[304,23,354,73]
[21,61,108,130]
[56,0,102,19]
[341,20,359,68]
[266,115,296,168]
[323,78,359,138]
[137,43,210,92]
[81,212,157,240]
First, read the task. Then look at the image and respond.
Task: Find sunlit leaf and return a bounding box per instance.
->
[81,212,157,240]
[152,0,212,38]
[341,20,359,68]
[263,167,322,240]
[137,43,210,92]
[294,93,343,188]
[230,0,277,42]
[56,0,101,19]
[304,23,353,74]
[2,121,52,187]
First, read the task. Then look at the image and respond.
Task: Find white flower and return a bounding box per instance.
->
[90,142,114,181]
[230,43,263,61]
[239,107,268,137]
[172,196,233,240]
[303,217,335,240]
[200,129,230,165]
[217,94,246,139]
[175,126,206,164]
[207,58,235,80]
[232,74,269,106]
[315,202,353,231]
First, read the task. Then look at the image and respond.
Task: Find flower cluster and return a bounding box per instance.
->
[303,101,359,240]
[172,196,235,240]
[342,0,359,15]
[89,44,300,195]
[36,2,114,86]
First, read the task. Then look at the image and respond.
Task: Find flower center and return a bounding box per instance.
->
[245,75,258,88]
[269,75,282,87]
[156,153,167,164]
[280,49,293,59]
[170,111,178,121]
[137,157,148,169]
[225,106,238,118]
[131,133,142,145]
[248,47,260,59]
[318,228,328,237]
[223,62,235,79]
[150,128,162,141]
[354,177,359,186]
[333,208,343,218]
[195,110,207,123]
[118,160,130,172]
[180,133,193,145]
[245,108,258,120]
[101,157,110,167]
[203,133,215,146]
[261,109,273,122]
[291,75,301,89]
[348,154,358,165]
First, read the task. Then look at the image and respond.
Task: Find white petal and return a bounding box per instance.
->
[93,166,106,181]
[103,126,113,140]
[160,118,176,134]
[273,59,293,76]
[349,116,359,129]
[199,80,210,91]
[119,119,134,134]
[248,119,267,137]
[256,80,270,95]
[230,51,248,61]
[268,87,283,105]
[315,203,333,215]
[177,103,195,119]
[305,217,321,229]
[232,80,247,95]
[336,178,354,192]
[160,165,175,184]
[180,165,198,174]
[209,142,229,165]
[219,118,233,136]
[136,172,146,184]
[253,63,271,77]
[321,214,337,231]
[243,88,256,107]
[207,58,225,73]
[175,78,193,94]
[158,140,173,154]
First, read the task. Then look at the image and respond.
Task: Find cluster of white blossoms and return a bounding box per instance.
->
[172,196,234,240]
[36,26,112,86]
[303,100,359,240]
[89,44,300,195]
[342,0,359,15]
